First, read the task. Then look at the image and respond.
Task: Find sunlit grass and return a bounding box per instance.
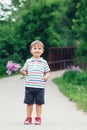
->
[53,77,87,112]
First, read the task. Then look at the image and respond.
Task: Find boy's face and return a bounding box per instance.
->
[30,44,44,58]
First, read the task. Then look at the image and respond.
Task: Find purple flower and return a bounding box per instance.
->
[71,65,77,70]
[6,70,12,75]
[6,61,21,75]
[12,63,21,71]
[67,65,83,73]
[6,61,13,70]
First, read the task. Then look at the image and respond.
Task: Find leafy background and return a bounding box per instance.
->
[0,0,87,76]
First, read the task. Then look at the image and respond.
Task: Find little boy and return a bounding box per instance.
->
[20,40,50,125]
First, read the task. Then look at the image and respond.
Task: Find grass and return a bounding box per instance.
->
[0,72,19,79]
[53,77,87,112]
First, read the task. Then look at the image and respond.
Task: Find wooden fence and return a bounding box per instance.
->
[48,47,76,71]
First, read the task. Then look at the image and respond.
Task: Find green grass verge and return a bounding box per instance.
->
[0,72,19,79]
[53,77,87,112]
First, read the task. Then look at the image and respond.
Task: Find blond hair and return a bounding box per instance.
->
[30,40,44,50]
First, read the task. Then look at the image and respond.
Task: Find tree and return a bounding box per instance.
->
[14,1,61,60]
[0,0,79,76]
[72,0,87,63]
[72,0,87,41]
[55,0,79,46]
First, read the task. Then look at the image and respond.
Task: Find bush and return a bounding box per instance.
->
[63,70,87,86]
[0,64,6,77]
[75,72,87,86]
[63,70,80,84]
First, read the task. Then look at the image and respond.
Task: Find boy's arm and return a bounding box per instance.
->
[19,70,28,75]
[44,72,50,81]
[19,60,28,75]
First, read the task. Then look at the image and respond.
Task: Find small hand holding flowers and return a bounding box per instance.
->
[19,70,28,79]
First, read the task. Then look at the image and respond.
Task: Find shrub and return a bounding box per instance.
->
[63,70,80,84]
[75,72,87,86]
[63,69,87,86]
[0,64,6,77]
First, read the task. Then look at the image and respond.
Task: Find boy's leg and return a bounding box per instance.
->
[24,104,33,124]
[35,104,42,125]
[36,104,42,117]
[35,88,44,124]
[27,104,33,117]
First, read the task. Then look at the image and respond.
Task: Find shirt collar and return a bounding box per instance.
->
[30,57,43,62]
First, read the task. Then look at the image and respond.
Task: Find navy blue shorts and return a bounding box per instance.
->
[24,87,45,105]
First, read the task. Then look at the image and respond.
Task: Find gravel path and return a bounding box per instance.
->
[0,70,87,130]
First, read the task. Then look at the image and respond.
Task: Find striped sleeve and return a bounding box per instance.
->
[44,61,50,72]
[21,60,28,71]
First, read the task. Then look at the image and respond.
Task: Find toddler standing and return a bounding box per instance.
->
[20,40,50,125]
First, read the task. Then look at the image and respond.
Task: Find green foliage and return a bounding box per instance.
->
[72,0,87,41]
[52,0,77,46]
[75,72,87,86]
[0,0,62,77]
[14,1,62,60]
[0,62,6,76]
[63,70,87,86]
[15,1,61,46]
[63,70,80,84]
[53,70,87,112]
[1,0,86,77]
[70,1,87,65]
[75,41,87,61]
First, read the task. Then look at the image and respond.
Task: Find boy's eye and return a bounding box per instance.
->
[33,47,42,50]
[34,48,36,50]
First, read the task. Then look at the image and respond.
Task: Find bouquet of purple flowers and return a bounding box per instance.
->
[6,61,21,75]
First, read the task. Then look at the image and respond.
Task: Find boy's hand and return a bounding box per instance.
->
[44,72,50,81]
[44,75,48,81]
[19,70,28,79]
[23,71,28,75]
[19,70,28,75]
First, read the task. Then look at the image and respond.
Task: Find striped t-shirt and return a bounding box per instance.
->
[21,57,50,88]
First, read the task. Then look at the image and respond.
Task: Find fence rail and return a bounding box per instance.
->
[48,47,75,71]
